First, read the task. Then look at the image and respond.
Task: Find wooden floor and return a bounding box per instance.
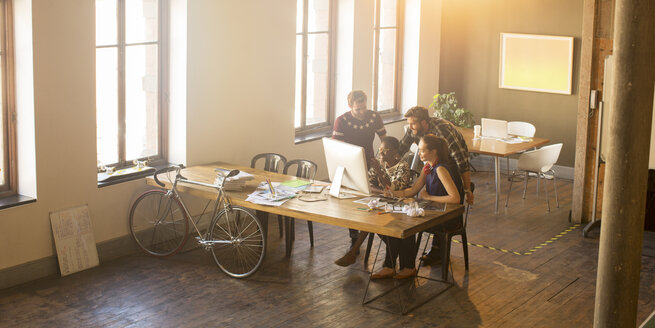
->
[1,170,655,327]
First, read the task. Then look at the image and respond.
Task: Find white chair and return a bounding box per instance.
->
[506,121,536,177]
[505,143,563,211]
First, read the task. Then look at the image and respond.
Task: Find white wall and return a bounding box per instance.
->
[0,0,444,272]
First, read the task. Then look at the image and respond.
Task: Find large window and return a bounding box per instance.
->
[294,0,333,134]
[372,0,401,113]
[0,0,16,196]
[96,0,166,169]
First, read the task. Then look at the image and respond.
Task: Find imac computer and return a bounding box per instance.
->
[322,138,371,198]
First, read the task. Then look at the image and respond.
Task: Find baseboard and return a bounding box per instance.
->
[470,154,574,180]
[0,233,140,291]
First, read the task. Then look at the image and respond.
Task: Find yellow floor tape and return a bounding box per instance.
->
[452,224,581,256]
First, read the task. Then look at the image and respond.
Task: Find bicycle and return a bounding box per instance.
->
[128,165,266,278]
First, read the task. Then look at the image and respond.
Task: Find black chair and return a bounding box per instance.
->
[250,153,287,238]
[422,182,474,281]
[282,159,318,256]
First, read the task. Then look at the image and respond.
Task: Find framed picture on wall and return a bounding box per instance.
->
[499,33,574,95]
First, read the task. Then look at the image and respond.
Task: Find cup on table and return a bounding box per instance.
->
[473,125,481,139]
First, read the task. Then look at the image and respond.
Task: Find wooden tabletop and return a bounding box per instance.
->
[146,163,464,239]
[456,127,550,157]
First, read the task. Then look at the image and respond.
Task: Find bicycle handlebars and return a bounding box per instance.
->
[153,164,185,187]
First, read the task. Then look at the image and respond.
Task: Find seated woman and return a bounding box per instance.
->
[387,134,464,272]
[334,136,413,270]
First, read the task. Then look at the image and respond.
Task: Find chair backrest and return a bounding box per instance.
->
[507,121,536,137]
[517,143,563,173]
[250,153,287,173]
[283,159,318,180]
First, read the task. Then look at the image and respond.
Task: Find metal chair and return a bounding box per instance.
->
[251,153,287,238]
[506,121,536,178]
[416,182,474,281]
[505,143,562,211]
[282,160,318,256]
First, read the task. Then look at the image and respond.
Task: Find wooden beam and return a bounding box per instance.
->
[594,0,655,325]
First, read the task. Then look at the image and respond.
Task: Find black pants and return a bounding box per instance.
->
[349,228,359,241]
[380,235,416,270]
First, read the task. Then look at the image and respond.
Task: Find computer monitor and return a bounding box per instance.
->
[481,118,508,139]
[322,138,371,197]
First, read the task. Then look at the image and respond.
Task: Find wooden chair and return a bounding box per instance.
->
[250,153,287,237]
[282,159,318,256]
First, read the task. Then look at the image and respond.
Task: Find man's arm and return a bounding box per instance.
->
[461,170,474,204]
[398,130,414,157]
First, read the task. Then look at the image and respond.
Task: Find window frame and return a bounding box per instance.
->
[0,0,17,198]
[294,0,336,137]
[95,0,168,171]
[372,0,403,116]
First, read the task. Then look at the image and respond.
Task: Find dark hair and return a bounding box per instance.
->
[380,136,400,152]
[347,90,367,107]
[404,106,430,122]
[421,134,451,163]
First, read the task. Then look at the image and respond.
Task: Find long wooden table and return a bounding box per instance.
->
[146,162,464,239]
[456,127,550,212]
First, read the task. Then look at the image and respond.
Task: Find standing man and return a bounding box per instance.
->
[332,90,388,253]
[398,106,474,264]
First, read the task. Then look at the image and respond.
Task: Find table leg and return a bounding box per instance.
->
[494,156,500,213]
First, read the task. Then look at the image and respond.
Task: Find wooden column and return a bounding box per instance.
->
[593,0,655,326]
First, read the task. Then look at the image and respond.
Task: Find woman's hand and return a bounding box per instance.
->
[418,189,431,201]
[384,188,396,198]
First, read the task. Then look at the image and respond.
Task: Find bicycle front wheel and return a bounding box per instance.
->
[129,189,189,257]
[209,206,266,278]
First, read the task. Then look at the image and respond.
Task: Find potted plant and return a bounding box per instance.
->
[429,92,475,128]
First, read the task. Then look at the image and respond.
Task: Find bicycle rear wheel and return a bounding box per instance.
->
[209,206,266,278]
[129,189,189,257]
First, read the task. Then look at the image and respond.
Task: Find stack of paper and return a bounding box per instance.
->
[214,168,254,191]
[246,188,297,206]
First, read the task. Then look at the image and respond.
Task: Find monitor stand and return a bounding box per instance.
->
[329,166,356,199]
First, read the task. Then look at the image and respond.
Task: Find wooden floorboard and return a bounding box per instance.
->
[1,171,655,327]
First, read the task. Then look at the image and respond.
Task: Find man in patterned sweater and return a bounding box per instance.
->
[332,90,389,252]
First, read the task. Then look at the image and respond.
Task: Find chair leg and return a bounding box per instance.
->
[551,170,560,208]
[442,233,452,281]
[277,216,284,238]
[505,172,515,207]
[536,174,540,197]
[522,172,529,199]
[307,221,314,247]
[542,173,551,212]
[364,233,375,265]
[461,232,469,271]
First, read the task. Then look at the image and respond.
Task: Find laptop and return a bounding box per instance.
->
[481,118,508,139]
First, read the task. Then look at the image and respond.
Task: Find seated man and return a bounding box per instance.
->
[334,136,414,275]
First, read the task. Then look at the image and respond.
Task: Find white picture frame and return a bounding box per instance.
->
[499,33,574,95]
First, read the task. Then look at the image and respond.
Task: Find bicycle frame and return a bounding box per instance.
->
[164,167,236,247]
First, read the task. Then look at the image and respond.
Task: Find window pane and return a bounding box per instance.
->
[379,0,397,27]
[308,0,329,32]
[296,0,304,34]
[125,44,159,161]
[96,48,119,166]
[126,0,159,44]
[377,29,396,111]
[0,57,4,186]
[306,33,329,125]
[294,35,303,128]
[96,0,117,46]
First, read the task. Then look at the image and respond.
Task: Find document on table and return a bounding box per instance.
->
[246,188,297,206]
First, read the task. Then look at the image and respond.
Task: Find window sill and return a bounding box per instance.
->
[294,113,407,144]
[0,194,36,210]
[98,163,170,188]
